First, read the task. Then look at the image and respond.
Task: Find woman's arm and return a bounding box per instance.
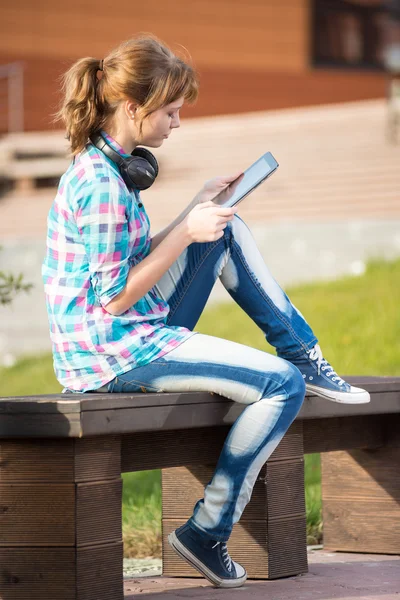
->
[107,219,192,316]
[106,200,236,316]
[149,196,198,253]
[149,172,242,252]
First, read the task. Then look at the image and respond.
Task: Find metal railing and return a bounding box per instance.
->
[0,62,24,134]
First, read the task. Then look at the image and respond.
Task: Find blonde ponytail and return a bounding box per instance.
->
[53,57,106,155]
[53,35,199,156]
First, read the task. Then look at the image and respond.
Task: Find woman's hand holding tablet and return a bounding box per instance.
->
[211,152,279,208]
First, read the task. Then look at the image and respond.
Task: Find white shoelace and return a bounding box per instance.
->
[308,344,346,386]
[212,541,233,572]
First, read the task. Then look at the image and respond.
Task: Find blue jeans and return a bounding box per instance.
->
[106,214,317,542]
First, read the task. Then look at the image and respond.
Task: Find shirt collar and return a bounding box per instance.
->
[98,129,142,201]
[100,129,131,159]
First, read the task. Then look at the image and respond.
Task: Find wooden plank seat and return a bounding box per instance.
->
[1,375,399,599]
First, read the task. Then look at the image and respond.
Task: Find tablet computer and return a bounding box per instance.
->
[212,152,279,208]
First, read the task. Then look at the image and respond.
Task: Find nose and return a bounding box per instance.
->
[172,115,180,129]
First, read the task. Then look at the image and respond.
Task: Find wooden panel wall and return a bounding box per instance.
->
[0,0,308,72]
[0,1,387,132]
[0,54,386,132]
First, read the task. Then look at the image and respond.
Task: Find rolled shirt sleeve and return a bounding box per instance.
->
[75,179,131,308]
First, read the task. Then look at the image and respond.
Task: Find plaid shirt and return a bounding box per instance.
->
[42,131,196,392]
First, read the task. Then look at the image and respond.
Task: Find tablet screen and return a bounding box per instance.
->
[212,152,279,208]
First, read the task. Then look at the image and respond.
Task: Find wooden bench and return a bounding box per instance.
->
[1,376,399,600]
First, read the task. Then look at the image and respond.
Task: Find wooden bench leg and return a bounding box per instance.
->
[322,414,400,554]
[0,436,123,600]
[162,421,308,579]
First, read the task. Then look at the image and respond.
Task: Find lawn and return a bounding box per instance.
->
[2,257,399,557]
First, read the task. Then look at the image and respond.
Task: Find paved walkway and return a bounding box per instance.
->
[123,549,400,599]
[1,100,400,242]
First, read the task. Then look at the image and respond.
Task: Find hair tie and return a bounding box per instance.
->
[98,59,104,71]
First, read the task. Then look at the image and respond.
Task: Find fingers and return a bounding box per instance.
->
[212,205,237,215]
[198,201,237,216]
[222,171,243,183]
[216,216,234,226]
[214,226,226,238]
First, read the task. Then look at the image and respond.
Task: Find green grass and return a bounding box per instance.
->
[1,353,61,396]
[2,257,400,556]
[194,257,400,377]
[122,470,162,558]
[304,453,322,545]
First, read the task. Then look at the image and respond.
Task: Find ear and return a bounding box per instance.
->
[125,100,138,120]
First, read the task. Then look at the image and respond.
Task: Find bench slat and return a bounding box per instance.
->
[1,377,399,438]
[2,376,400,412]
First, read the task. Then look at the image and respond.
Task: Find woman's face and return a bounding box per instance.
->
[134,97,184,148]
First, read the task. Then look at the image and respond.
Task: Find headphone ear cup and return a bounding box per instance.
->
[89,132,159,191]
[131,147,159,178]
[123,155,157,191]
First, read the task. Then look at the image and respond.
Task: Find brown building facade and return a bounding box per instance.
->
[0,0,390,132]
